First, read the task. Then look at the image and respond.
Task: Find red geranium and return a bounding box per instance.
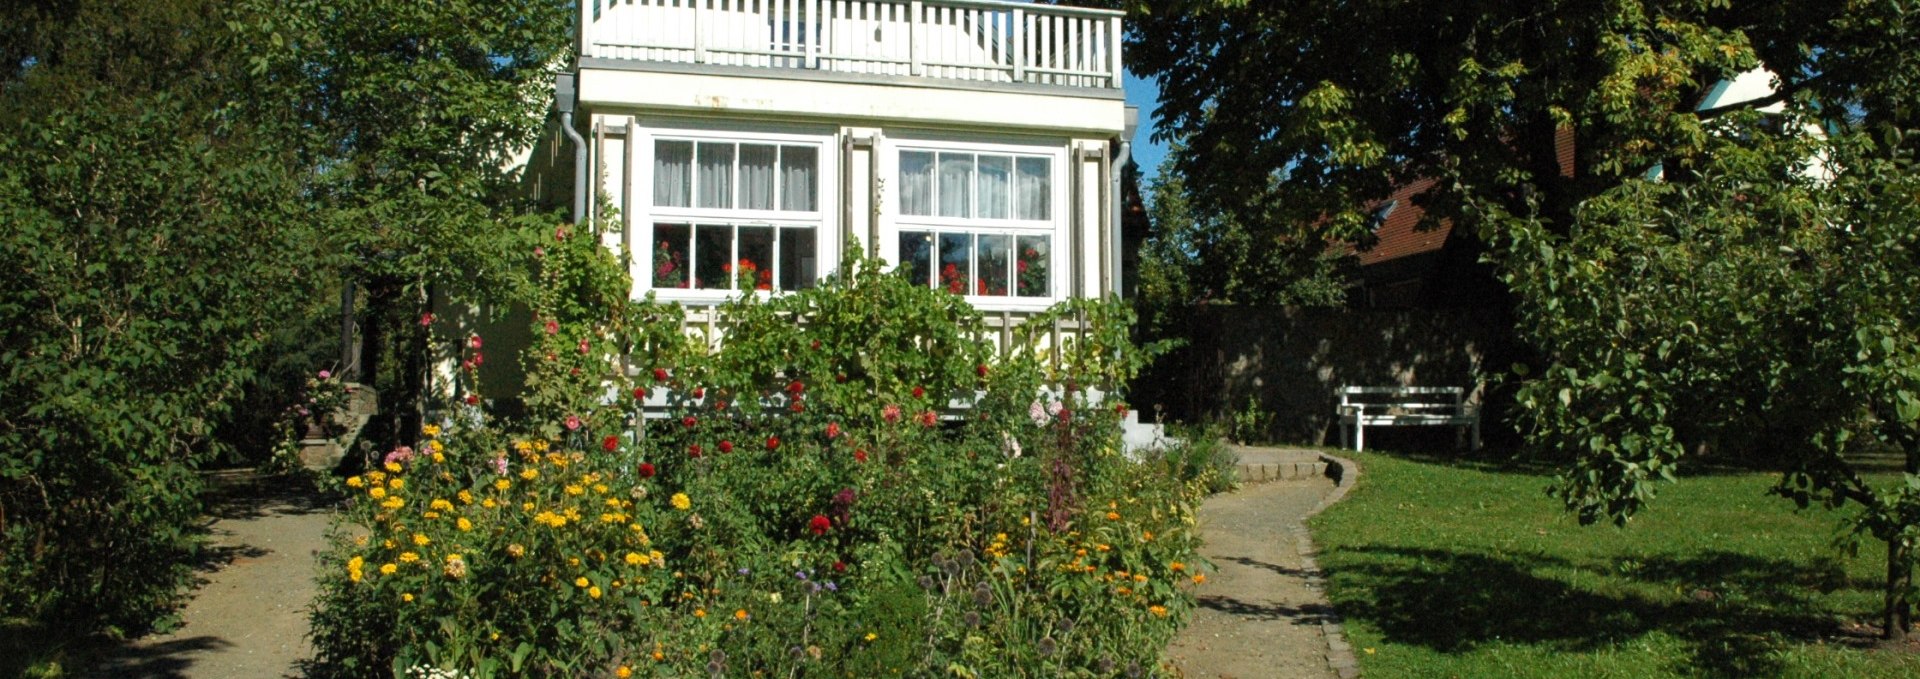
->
[976,363,989,378]
[602,435,619,451]
[633,387,647,400]
[766,436,781,451]
[652,367,669,382]
[786,380,804,395]
[638,462,656,478]
[718,440,734,454]
[808,515,831,536]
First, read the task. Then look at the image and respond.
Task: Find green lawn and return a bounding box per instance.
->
[1308,450,1920,678]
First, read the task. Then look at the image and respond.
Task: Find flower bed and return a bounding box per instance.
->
[307,243,1206,677]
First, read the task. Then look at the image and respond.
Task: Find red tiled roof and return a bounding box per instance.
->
[1347,178,1451,266]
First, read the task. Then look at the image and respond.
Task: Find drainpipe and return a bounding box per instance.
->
[555,73,588,224]
[1112,106,1139,299]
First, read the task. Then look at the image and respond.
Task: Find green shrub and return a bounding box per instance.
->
[307,246,1204,677]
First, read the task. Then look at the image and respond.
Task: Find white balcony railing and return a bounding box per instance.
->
[581,0,1123,90]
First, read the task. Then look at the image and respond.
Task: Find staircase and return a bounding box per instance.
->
[1228,444,1331,483]
[297,384,378,472]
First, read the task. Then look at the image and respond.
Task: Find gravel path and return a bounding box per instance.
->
[1165,472,1349,678]
[87,473,333,679]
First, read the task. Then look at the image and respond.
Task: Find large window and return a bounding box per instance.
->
[648,135,823,294]
[893,145,1059,304]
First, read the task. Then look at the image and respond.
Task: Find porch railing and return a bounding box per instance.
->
[582,0,1123,90]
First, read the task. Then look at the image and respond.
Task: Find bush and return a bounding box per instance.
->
[308,244,1205,677]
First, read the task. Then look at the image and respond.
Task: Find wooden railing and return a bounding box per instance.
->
[582,0,1123,90]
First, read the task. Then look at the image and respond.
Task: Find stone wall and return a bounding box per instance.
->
[1134,305,1522,448]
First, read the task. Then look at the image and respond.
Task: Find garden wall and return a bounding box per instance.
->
[1134,305,1524,448]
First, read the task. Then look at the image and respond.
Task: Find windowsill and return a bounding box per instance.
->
[638,287,1064,313]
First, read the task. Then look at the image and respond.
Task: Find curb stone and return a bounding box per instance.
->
[1303,451,1363,679]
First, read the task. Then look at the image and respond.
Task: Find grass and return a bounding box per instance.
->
[1308,450,1920,678]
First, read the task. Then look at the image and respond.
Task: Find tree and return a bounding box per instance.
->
[240,0,573,446]
[0,0,327,641]
[1108,0,1920,639]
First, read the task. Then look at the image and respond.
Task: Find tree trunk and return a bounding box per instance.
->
[1892,441,1920,641]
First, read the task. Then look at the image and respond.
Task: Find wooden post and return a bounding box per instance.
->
[909,0,924,76]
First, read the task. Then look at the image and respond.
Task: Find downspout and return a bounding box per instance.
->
[1109,140,1130,299]
[866,132,883,257]
[840,134,854,273]
[555,73,588,224]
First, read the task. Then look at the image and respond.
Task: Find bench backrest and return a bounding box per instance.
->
[1338,386,1469,413]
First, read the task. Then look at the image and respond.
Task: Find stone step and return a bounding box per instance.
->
[1235,459,1331,483]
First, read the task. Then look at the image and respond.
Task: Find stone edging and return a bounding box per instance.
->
[1293,451,1362,679]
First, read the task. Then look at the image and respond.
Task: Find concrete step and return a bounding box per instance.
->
[1226,443,1333,484]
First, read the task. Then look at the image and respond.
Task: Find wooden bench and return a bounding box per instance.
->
[1336,386,1481,452]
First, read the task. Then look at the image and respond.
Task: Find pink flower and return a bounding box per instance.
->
[918,410,938,428]
[317,369,332,380]
[470,351,483,366]
[826,422,841,439]
[385,446,415,466]
[468,334,483,349]
[534,246,546,258]
[565,414,583,431]
[544,319,559,335]
[419,313,435,327]
[490,456,508,475]
[577,337,590,355]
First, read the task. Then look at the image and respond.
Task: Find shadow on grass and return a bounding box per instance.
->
[1330,545,1869,677]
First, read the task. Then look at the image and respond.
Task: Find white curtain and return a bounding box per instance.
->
[899,151,933,216]
[938,153,973,218]
[781,145,817,212]
[697,142,734,209]
[739,144,776,210]
[654,141,692,208]
[1016,156,1049,220]
[976,155,1010,219]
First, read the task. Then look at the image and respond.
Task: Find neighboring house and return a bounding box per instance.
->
[525,0,1136,338]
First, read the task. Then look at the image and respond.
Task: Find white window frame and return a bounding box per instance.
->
[880,137,1068,311]
[634,123,836,303]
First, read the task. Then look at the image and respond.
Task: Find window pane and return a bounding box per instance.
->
[654,141,692,208]
[739,144,777,210]
[653,224,691,289]
[977,234,1010,297]
[695,224,732,290]
[938,232,971,295]
[1017,235,1049,297]
[977,155,1010,220]
[779,227,816,290]
[696,143,735,209]
[736,226,774,291]
[938,153,973,218]
[781,145,817,212]
[898,231,933,287]
[899,151,933,216]
[1016,156,1050,220]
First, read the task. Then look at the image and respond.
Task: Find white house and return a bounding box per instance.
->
[527,0,1136,330]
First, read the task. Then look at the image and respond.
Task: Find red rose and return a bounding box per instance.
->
[638,462,656,478]
[465,394,479,406]
[976,364,989,378]
[787,380,804,394]
[766,436,781,451]
[653,367,669,382]
[633,387,647,400]
[854,449,868,463]
[689,444,703,458]
[719,440,734,454]
[471,351,483,366]
[808,515,831,536]
[544,319,559,335]
[912,385,926,399]
[833,560,847,573]
[1058,408,1072,423]
[419,312,435,327]
[1115,404,1130,418]
[602,435,620,451]
[692,387,706,399]
[810,339,822,350]
[682,415,697,428]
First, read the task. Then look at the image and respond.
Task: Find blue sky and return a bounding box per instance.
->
[1124,69,1167,183]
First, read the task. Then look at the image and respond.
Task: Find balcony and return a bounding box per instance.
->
[580,0,1124,93]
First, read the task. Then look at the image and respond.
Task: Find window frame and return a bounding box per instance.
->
[634,124,836,303]
[881,137,1068,311]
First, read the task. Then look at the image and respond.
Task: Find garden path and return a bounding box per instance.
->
[1164,446,1359,679]
[86,471,331,679]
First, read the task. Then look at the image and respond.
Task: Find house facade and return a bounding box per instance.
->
[531,0,1135,333]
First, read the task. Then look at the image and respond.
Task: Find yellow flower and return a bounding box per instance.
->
[649,550,665,565]
[507,543,525,558]
[1192,574,1207,585]
[402,592,415,603]
[1133,574,1148,583]
[565,484,584,496]
[589,586,603,599]
[457,490,473,504]
[369,487,387,500]
[381,497,404,510]
[734,609,749,621]
[430,499,454,512]
[864,632,877,642]
[693,608,706,618]
[384,462,402,473]
[347,555,364,570]
[617,667,633,678]
[670,493,691,511]
[1170,562,1185,572]
[456,517,473,532]
[625,552,644,566]
[412,533,431,546]
[575,576,590,588]
[427,439,444,454]
[514,440,533,454]
[346,476,364,488]
[400,551,420,563]
[493,478,511,491]
[1106,511,1120,521]
[520,468,539,480]
[389,477,405,490]
[422,424,442,437]
[366,470,386,483]
[380,563,398,575]
[481,498,497,508]
[1149,605,1168,618]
